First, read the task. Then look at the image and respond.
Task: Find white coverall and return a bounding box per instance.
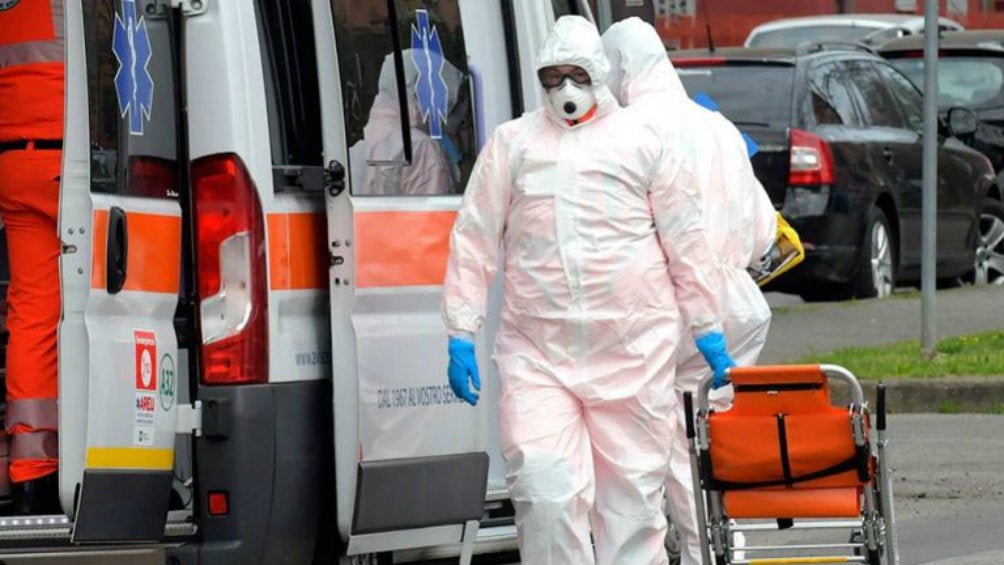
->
[603,18,778,565]
[443,16,723,565]
[349,50,463,195]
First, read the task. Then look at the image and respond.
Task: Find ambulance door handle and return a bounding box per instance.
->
[106,206,128,295]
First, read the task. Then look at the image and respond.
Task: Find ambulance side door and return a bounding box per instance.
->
[316,0,496,547]
[60,0,182,543]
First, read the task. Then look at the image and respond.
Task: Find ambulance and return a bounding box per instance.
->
[0,0,601,563]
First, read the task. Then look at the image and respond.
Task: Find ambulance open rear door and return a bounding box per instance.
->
[59,0,187,543]
[313,0,491,559]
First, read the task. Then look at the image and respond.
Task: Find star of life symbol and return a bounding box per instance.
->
[113,0,155,136]
[410,9,450,140]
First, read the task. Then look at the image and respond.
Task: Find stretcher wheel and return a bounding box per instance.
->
[664,521,681,565]
[867,548,881,565]
[715,554,728,565]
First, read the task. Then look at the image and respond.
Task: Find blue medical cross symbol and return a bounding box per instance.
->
[693,91,759,158]
[113,0,155,136]
[411,9,449,140]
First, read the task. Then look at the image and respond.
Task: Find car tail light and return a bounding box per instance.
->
[191,153,268,385]
[671,57,727,68]
[789,129,835,186]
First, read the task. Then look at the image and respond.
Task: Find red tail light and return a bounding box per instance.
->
[191,153,268,385]
[789,129,835,186]
[671,57,727,68]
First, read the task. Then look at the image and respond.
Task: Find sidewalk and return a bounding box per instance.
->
[759,285,1004,413]
[761,285,1004,363]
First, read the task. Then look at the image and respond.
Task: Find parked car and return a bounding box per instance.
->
[880,31,1004,285]
[744,14,964,49]
[671,45,998,301]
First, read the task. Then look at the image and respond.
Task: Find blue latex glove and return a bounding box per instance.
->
[695,332,736,390]
[448,337,481,406]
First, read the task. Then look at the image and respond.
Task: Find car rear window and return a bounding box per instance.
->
[888,56,1004,110]
[747,25,880,48]
[675,64,795,128]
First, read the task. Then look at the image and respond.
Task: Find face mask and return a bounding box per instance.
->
[547,78,596,122]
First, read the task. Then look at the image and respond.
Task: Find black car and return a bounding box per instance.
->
[881,31,1004,285]
[671,46,999,301]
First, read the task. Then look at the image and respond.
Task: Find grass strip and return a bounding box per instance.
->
[793,330,1004,379]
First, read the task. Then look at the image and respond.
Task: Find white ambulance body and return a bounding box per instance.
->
[0,0,600,563]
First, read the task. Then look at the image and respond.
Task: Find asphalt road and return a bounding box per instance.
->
[740,414,1004,565]
[760,285,1004,363]
[482,414,1004,565]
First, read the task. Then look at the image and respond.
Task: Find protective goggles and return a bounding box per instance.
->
[537,66,592,90]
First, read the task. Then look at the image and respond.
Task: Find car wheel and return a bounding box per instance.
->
[849,207,895,299]
[967,198,1004,286]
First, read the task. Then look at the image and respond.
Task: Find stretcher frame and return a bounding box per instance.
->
[683,365,900,565]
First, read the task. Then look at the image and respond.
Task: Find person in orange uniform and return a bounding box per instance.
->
[0,0,65,515]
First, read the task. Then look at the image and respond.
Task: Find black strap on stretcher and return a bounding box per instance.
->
[699,413,871,492]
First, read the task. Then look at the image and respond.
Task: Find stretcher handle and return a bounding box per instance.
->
[877,383,887,431]
[696,364,867,413]
[683,392,695,439]
[821,364,867,407]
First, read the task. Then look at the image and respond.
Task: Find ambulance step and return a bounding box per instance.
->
[0,515,196,543]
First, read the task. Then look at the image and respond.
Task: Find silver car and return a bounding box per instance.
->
[745,14,964,49]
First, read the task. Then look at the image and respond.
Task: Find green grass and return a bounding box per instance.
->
[794,330,1004,380]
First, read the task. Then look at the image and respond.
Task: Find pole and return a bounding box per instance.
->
[921,0,939,358]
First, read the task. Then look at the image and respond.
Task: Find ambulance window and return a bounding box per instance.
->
[255,0,324,167]
[82,1,178,199]
[331,0,476,196]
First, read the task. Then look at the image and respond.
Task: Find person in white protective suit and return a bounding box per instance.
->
[442,16,737,565]
[603,18,778,565]
[349,49,464,195]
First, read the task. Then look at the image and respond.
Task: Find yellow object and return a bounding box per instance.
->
[85,447,175,471]
[750,213,806,287]
[747,557,850,564]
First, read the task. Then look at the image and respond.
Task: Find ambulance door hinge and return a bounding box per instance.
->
[325,160,347,198]
[144,0,209,18]
[175,400,204,437]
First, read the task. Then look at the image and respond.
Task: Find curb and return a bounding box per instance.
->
[829,376,1004,414]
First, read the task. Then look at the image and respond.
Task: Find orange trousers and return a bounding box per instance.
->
[0,146,60,483]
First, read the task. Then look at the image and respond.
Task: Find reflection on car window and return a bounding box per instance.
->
[330,0,475,196]
[891,57,1004,110]
[875,63,924,133]
[845,61,905,129]
[676,65,794,127]
[808,62,861,126]
[83,1,177,199]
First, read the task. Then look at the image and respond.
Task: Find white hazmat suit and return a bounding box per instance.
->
[349,50,464,195]
[443,16,723,565]
[603,18,778,565]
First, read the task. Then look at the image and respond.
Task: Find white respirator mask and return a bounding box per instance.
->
[547,78,597,122]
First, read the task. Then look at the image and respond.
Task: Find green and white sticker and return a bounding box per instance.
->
[159,353,176,410]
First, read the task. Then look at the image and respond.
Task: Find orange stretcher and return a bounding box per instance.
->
[683,365,900,565]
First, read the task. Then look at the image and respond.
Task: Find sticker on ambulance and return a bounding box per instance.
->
[135,330,158,391]
[135,392,156,447]
[159,353,176,411]
[113,0,155,136]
